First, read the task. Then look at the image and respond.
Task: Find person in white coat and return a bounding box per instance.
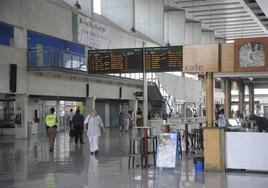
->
[84,110,105,155]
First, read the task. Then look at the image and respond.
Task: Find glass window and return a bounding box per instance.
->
[0,101,15,128]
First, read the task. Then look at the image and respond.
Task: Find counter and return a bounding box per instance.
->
[225,132,268,172]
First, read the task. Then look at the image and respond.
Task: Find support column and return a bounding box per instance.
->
[164,10,185,45]
[201,31,215,44]
[14,27,27,48]
[15,94,29,139]
[105,102,110,128]
[84,97,96,116]
[205,72,214,127]
[101,0,133,30]
[136,0,164,44]
[224,78,231,118]
[185,22,202,44]
[56,100,60,132]
[143,42,148,127]
[238,80,245,113]
[249,83,254,115]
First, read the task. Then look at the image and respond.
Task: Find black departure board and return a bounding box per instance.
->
[145,46,183,72]
[88,48,143,74]
[88,46,183,74]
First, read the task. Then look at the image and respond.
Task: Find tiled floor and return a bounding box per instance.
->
[0,129,268,188]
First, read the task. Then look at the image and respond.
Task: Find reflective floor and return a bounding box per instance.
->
[0,129,268,188]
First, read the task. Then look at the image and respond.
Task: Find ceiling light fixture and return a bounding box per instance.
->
[130,25,136,33]
[74,0,81,10]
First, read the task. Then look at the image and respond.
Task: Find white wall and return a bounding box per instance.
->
[0,44,141,100]
[109,28,141,48]
[0,45,27,94]
[0,0,73,42]
[63,0,93,17]
[27,73,141,100]
[201,31,215,44]
[135,0,164,45]
[101,0,133,30]
[156,73,202,103]
[0,0,159,50]
[185,22,201,44]
[164,11,185,45]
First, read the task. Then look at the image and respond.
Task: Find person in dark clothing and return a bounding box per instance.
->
[136,108,143,127]
[72,109,85,144]
[119,112,124,132]
[249,115,268,132]
[162,112,168,122]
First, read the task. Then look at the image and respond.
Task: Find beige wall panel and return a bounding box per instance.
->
[221,43,234,72]
[204,128,225,171]
[183,44,219,73]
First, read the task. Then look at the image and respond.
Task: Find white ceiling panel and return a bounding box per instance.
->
[166,0,268,40]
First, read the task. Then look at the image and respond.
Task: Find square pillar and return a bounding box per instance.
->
[201,31,215,44]
[84,97,96,116]
[14,27,27,49]
[238,80,245,113]
[164,10,185,45]
[136,0,164,44]
[248,83,254,115]
[185,22,201,44]
[205,72,214,127]
[105,101,110,128]
[224,78,231,118]
[15,94,29,139]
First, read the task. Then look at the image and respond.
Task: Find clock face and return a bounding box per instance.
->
[239,43,265,68]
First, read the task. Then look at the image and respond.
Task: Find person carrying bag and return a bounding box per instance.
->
[84,110,105,155]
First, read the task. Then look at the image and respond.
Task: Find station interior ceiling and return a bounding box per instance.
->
[166,0,268,40]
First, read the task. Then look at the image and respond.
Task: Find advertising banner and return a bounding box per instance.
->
[156,133,178,168]
[74,14,111,49]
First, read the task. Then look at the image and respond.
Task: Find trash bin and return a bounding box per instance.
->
[194,157,204,172]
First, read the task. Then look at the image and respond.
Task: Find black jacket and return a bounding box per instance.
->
[256,117,268,132]
[72,113,84,127]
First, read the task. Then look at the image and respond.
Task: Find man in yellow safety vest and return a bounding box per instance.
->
[45,108,57,153]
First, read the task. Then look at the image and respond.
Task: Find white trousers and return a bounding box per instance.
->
[88,135,99,152]
[124,119,130,131]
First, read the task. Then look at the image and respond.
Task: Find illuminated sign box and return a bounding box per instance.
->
[145,46,182,72]
[88,46,183,74]
[88,48,143,74]
[183,44,219,73]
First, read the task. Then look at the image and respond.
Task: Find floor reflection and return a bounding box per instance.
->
[0,129,268,188]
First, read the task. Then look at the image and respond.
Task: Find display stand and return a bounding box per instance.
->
[156,132,180,169]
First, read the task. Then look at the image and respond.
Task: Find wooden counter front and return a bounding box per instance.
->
[204,128,225,171]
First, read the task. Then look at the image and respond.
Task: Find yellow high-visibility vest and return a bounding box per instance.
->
[136,114,142,119]
[46,114,57,127]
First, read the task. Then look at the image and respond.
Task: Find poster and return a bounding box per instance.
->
[156,133,178,168]
[74,14,111,49]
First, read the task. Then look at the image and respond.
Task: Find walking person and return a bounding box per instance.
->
[119,112,124,132]
[123,110,131,132]
[45,108,57,153]
[72,108,85,144]
[84,110,105,155]
[68,109,75,130]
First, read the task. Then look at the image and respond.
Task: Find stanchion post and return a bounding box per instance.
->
[185,123,189,154]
